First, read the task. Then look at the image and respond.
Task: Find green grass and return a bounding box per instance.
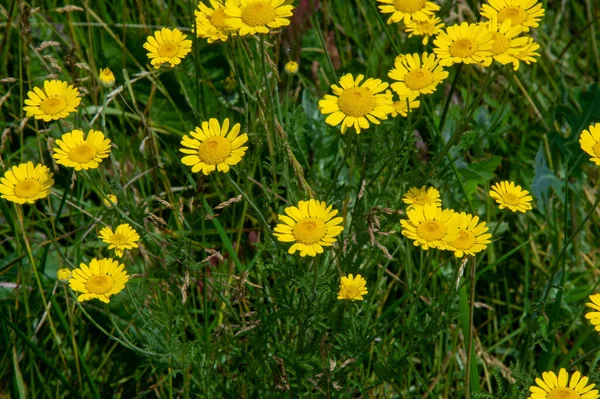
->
[1,0,600,397]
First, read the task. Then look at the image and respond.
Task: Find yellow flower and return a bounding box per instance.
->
[0,162,54,205]
[98,68,115,87]
[180,118,248,175]
[273,199,344,257]
[527,368,599,399]
[489,181,533,213]
[57,268,72,282]
[337,274,368,301]
[512,37,540,69]
[225,0,294,36]
[69,258,129,303]
[104,194,118,208]
[99,224,140,258]
[448,213,492,257]
[585,294,600,333]
[318,73,394,134]
[402,186,441,209]
[143,27,192,68]
[376,0,440,24]
[580,123,600,166]
[23,80,81,122]
[194,0,233,43]
[485,16,530,70]
[391,96,420,118]
[481,0,545,32]
[405,15,445,45]
[400,204,460,250]
[389,53,448,98]
[52,129,111,171]
[284,60,299,75]
[433,22,493,67]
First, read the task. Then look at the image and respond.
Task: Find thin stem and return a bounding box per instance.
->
[225,174,270,233]
[465,257,476,399]
[438,63,462,132]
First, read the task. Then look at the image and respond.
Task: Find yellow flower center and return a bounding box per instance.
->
[85,275,114,294]
[293,218,327,245]
[110,233,129,246]
[417,20,436,34]
[416,221,446,242]
[393,101,408,115]
[450,39,478,58]
[452,230,476,250]
[490,32,510,55]
[404,68,434,90]
[14,179,42,198]
[210,8,228,29]
[547,388,580,399]
[340,286,362,300]
[501,192,521,205]
[69,144,97,164]
[415,194,434,205]
[498,6,526,25]
[158,43,179,58]
[393,0,425,13]
[592,142,600,158]
[198,136,232,165]
[241,1,276,27]
[40,96,67,115]
[337,87,376,117]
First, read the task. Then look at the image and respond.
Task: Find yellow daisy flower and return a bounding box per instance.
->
[527,368,599,399]
[104,194,118,208]
[0,162,54,205]
[69,258,129,303]
[391,96,420,118]
[143,27,192,68]
[405,15,445,45]
[224,0,294,36]
[52,129,111,171]
[585,294,600,333]
[284,60,299,75]
[400,203,460,250]
[23,80,81,122]
[57,268,72,282]
[489,181,533,213]
[180,118,248,175]
[98,68,115,87]
[337,274,368,301]
[481,0,545,32]
[98,223,140,258]
[318,73,394,134]
[448,213,492,257]
[433,22,494,67]
[513,37,540,69]
[273,199,344,257]
[486,16,530,70]
[402,186,442,209]
[376,0,440,24]
[580,123,600,165]
[194,0,233,43]
[389,52,449,98]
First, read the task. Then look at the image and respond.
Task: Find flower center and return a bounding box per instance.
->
[341,286,361,300]
[417,20,436,34]
[110,233,129,246]
[158,43,179,58]
[293,218,327,245]
[210,8,228,29]
[404,69,434,90]
[416,221,446,242]
[547,388,580,399]
[490,32,510,55]
[337,87,376,117]
[451,230,476,250]
[592,142,600,158]
[498,6,525,25]
[40,96,67,115]
[198,137,232,165]
[85,275,114,294]
[393,0,425,13]
[502,192,521,205]
[241,1,276,27]
[450,39,478,58]
[415,194,434,205]
[14,179,42,198]
[69,144,96,164]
